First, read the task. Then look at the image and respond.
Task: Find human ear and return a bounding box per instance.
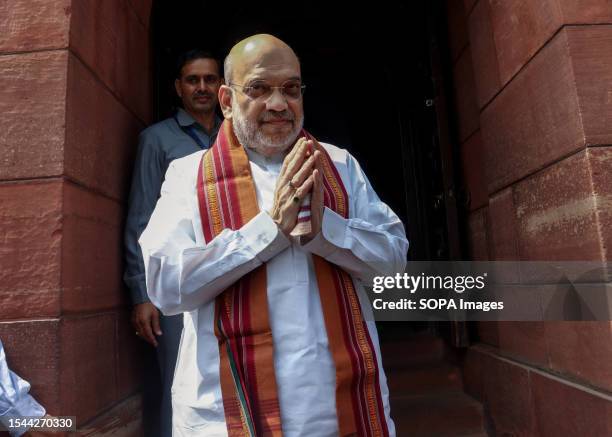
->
[219,85,233,119]
[174,79,182,98]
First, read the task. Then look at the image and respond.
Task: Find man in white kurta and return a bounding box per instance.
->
[139,34,409,437]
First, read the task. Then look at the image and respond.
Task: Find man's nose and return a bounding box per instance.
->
[265,88,288,112]
[196,78,208,91]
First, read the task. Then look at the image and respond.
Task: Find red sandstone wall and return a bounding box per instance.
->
[0,0,152,433]
[447,0,612,435]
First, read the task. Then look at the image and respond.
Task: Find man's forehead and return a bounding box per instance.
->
[241,62,301,82]
[231,42,300,81]
[182,58,220,76]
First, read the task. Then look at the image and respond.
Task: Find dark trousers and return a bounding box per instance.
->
[142,313,183,437]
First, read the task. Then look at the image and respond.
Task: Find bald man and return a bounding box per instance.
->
[139,34,408,437]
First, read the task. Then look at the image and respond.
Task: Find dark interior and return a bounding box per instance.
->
[152,0,460,269]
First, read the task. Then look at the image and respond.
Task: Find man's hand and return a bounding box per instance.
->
[270,138,320,236]
[301,156,324,243]
[131,302,162,347]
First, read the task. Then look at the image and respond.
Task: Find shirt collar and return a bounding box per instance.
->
[176,108,223,135]
[176,108,197,127]
[244,146,287,172]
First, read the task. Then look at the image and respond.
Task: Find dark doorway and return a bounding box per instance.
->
[151,1,466,343]
[152,0,459,262]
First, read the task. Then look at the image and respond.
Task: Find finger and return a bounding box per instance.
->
[291,151,318,188]
[283,141,306,181]
[285,145,317,195]
[311,170,322,206]
[282,140,311,184]
[311,169,324,234]
[280,137,306,177]
[151,310,162,336]
[303,139,314,157]
[279,179,297,203]
[273,175,301,222]
[295,174,315,200]
[135,318,146,341]
[287,137,306,163]
[313,169,323,202]
[140,317,158,347]
[284,174,314,216]
[131,311,140,332]
[134,315,143,334]
[303,137,313,157]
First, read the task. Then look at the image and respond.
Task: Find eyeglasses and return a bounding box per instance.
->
[230,80,306,100]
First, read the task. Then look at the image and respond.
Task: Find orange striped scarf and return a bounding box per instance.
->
[196,120,390,437]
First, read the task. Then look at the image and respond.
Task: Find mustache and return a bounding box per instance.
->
[259,111,295,122]
[193,91,213,98]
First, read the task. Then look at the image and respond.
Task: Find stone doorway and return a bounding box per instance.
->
[150,2,482,435]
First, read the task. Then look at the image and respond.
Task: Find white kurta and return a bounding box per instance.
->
[139,142,409,437]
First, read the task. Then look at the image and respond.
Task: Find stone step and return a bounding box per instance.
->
[77,394,142,436]
[381,333,446,369]
[391,391,485,437]
[387,362,463,395]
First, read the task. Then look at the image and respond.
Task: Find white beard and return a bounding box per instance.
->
[232,101,304,156]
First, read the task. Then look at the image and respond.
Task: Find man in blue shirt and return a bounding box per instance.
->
[123,49,223,437]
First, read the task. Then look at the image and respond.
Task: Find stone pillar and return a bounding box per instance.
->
[447,0,612,435]
[0,0,152,432]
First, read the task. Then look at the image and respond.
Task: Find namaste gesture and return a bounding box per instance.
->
[270,137,324,239]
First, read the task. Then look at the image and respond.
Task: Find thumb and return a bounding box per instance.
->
[152,310,162,336]
[313,169,323,204]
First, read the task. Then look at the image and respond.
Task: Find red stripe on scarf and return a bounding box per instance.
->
[331,268,369,435]
[212,143,233,230]
[196,156,213,242]
[363,317,390,436]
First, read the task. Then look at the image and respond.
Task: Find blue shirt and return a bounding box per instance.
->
[0,340,45,437]
[123,108,222,304]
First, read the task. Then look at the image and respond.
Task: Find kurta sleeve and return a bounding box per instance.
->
[123,130,165,305]
[139,160,291,315]
[0,340,45,437]
[302,152,409,284]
